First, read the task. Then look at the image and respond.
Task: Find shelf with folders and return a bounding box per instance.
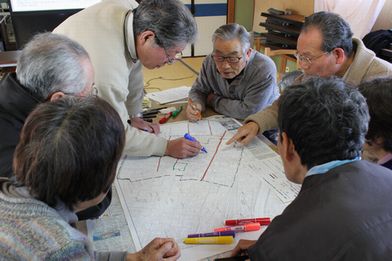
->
[259,12,304,50]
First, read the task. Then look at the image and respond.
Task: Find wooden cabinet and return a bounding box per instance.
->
[253,0,314,33]
[260,12,304,49]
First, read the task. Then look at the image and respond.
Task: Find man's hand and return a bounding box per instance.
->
[130,116,160,134]
[226,122,259,145]
[126,238,180,261]
[186,100,202,122]
[231,239,256,257]
[165,137,202,158]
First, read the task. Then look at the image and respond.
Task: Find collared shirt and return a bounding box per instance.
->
[306,157,361,177]
[124,8,138,63]
[378,153,392,165]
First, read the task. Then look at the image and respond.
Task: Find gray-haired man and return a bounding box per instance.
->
[0,32,95,178]
[227,11,392,146]
[0,32,108,220]
[187,23,279,121]
[55,0,202,159]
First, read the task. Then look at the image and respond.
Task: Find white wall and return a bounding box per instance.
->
[372,0,392,31]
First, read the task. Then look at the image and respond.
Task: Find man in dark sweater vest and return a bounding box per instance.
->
[0,32,109,220]
[231,77,392,260]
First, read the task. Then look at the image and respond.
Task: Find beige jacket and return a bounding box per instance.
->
[245,38,392,133]
[54,0,167,156]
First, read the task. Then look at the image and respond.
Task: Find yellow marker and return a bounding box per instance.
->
[183,236,234,244]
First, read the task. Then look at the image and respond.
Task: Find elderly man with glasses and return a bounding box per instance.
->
[186,23,279,121]
[55,0,202,159]
[227,11,392,146]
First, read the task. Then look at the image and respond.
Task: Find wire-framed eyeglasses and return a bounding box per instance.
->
[294,51,330,66]
[155,34,183,64]
[164,49,183,65]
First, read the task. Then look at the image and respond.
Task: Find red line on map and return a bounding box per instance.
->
[157,157,162,172]
[200,131,226,181]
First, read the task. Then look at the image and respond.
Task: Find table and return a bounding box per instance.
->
[90,115,300,260]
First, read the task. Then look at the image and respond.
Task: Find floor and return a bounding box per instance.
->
[142,56,205,93]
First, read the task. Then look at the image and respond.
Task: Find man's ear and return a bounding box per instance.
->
[280,132,296,162]
[332,47,346,65]
[49,91,65,102]
[137,30,155,46]
[245,48,252,60]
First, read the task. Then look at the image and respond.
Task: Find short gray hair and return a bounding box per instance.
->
[212,23,251,54]
[133,0,197,49]
[303,12,353,56]
[16,32,90,99]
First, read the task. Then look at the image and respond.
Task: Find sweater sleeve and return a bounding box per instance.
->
[188,57,211,111]
[244,98,280,133]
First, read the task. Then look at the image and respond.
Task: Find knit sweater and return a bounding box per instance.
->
[0,179,127,260]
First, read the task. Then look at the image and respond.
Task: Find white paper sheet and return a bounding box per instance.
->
[146,86,191,104]
[115,118,300,260]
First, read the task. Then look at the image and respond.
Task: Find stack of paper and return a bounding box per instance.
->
[146,86,191,104]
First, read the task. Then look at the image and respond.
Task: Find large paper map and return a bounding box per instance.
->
[115,117,300,260]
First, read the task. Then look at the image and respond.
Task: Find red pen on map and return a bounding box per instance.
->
[214,222,260,233]
[159,112,172,124]
[225,217,271,226]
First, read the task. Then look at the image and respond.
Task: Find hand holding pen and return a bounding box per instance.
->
[186,99,202,122]
[184,133,207,153]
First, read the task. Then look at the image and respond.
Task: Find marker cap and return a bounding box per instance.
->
[244,223,260,231]
[214,223,260,233]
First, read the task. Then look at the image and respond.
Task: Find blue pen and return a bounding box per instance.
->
[184,133,207,153]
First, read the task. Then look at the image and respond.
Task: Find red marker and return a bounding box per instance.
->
[214,222,260,233]
[159,112,172,124]
[225,217,271,226]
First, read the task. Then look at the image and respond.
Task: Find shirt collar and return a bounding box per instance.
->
[378,153,392,165]
[55,200,78,224]
[306,157,361,177]
[124,9,138,63]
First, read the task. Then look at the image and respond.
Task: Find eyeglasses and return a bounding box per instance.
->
[164,49,183,65]
[212,55,243,64]
[294,51,330,66]
[154,34,183,64]
[90,85,99,97]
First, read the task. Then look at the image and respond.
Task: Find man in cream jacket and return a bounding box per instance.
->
[55,0,201,158]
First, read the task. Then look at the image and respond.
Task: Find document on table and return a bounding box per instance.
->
[115,117,301,260]
[146,86,191,104]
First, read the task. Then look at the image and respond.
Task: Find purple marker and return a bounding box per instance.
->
[187,230,235,238]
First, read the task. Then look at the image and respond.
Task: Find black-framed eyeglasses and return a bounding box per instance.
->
[212,55,243,64]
